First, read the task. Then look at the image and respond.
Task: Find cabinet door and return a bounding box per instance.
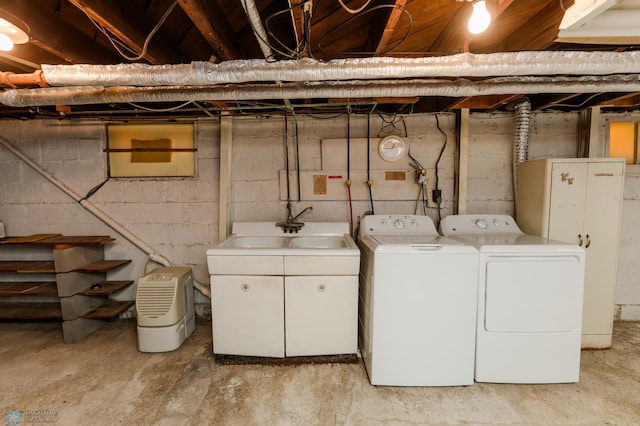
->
[548,162,588,244]
[211,275,284,357]
[582,162,625,336]
[284,275,358,357]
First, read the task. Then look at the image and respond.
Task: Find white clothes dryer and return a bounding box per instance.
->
[440,214,586,384]
[358,214,479,386]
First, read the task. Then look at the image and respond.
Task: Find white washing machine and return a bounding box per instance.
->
[440,214,586,384]
[357,214,479,386]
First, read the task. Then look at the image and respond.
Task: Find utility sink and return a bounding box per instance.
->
[289,236,348,249]
[207,222,360,275]
[218,236,288,249]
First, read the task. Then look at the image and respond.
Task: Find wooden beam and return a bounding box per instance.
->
[429,4,471,54]
[431,0,513,54]
[448,94,521,110]
[0,0,121,65]
[499,0,571,51]
[528,94,578,110]
[178,0,242,61]
[67,0,184,64]
[596,93,640,107]
[288,0,305,53]
[364,0,408,54]
[328,97,420,105]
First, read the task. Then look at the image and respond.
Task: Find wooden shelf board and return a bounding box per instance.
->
[0,302,62,320]
[75,259,131,273]
[0,235,115,246]
[80,280,135,295]
[0,234,61,244]
[0,261,56,273]
[81,300,134,319]
[0,281,58,297]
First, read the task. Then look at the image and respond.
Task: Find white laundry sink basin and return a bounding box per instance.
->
[289,236,348,249]
[217,236,288,249]
[206,222,360,275]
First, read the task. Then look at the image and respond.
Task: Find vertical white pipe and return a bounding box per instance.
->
[588,106,603,157]
[218,115,233,241]
[457,108,469,215]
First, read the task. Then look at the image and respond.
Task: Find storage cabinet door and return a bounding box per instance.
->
[548,162,588,244]
[211,275,284,357]
[284,275,358,357]
[582,162,625,336]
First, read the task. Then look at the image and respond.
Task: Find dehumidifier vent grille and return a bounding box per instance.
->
[137,284,176,318]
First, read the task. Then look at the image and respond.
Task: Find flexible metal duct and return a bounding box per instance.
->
[513,98,531,208]
[38,51,640,87]
[3,74,640,107]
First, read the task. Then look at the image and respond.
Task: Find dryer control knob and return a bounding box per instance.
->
[394,219,406,229]
[475,219,488,229]
[492,219,501,227]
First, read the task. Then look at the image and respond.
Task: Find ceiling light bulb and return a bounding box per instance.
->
[0,33,14,51]
[468,0,491,34]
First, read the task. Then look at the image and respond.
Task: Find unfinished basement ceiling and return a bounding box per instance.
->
[0,0,640,119]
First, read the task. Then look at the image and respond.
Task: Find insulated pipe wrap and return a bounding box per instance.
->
[40,51,640,87]
[4,75,640,107]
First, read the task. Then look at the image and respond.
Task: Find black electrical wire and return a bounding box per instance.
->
[80,178,110,202]
[265,3,308,58]
[434,113,448,225]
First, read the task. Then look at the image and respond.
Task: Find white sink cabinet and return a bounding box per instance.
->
[207,222,360,358]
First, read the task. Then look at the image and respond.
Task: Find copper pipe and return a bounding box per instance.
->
[0,70,47,88]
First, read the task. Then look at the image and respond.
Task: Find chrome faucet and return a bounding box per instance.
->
[276,202,313,233]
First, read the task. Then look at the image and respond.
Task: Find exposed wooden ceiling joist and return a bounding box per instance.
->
[178,0,242,62]
[67,0,184,64]
[1,0,121,66]
[598,93,640,108]
[448,94,522,111]
[364,0,408,54]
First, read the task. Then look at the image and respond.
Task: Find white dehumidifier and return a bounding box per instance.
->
[136,266,195,352]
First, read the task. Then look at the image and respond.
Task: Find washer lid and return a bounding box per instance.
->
[371,235,456,245]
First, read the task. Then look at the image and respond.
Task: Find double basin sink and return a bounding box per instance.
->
[206,222,360,275]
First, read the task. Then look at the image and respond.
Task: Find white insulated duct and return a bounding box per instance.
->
[3,74,640,107]
[240,0,274,59]
[38,51,640,87]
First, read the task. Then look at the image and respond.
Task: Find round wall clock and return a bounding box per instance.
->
[378,135,406,162]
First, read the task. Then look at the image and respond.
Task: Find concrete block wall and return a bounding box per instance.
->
[0,110,639,319]
[0,119,220,314]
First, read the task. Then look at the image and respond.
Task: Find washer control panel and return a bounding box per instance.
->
[440,214,522,235]
[359,215,438,236]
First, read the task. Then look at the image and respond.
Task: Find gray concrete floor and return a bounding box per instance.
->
[1,320,639,425]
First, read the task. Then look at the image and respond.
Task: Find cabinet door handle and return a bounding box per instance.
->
[577,234,583,246]
[241,283,250,292]
[585,234,591,248]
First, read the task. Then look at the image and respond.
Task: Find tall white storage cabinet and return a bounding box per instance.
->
[516,158,625,349]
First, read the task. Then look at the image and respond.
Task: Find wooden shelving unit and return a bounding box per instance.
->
[0,234,134,343]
